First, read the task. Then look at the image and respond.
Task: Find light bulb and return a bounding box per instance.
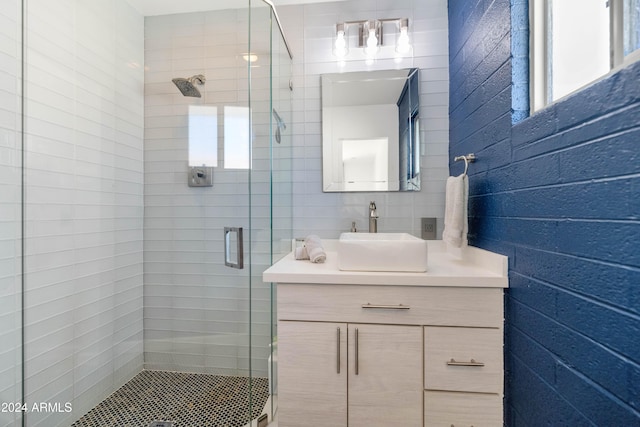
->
[334,30,347,57]
[396,26,410,54]
[365,28,378,56]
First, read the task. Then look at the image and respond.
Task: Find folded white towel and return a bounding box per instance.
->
[442,174,468,248]
[304,234,326,263]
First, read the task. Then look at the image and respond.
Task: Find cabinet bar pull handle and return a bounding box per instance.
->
[446,358,485,367]
[355,328,359,375]
[336,327,341,374]
[361,303,410,310]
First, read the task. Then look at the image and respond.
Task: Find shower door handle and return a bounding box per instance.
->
[224,227,244,269]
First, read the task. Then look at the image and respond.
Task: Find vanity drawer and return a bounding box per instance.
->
[278,284,503,327]
[424,390,502,426]
[424,326,503,393]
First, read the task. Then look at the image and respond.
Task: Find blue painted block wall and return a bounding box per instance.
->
[447,0,640,425]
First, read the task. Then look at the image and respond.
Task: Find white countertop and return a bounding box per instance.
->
[263,240,508,288]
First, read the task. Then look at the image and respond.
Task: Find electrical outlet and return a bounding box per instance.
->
[421,217,437,240]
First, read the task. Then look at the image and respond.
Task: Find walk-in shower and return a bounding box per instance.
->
[2,0,292,426]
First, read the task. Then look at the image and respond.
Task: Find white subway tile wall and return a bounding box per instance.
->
[0,1,22,427]
[278,0,449,238]
[22,1,144,425]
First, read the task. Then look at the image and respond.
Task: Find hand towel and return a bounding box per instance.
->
[442,174,468,248]
[304,234,326,263]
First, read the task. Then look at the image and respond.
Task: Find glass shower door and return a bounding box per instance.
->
[144,1,291,424]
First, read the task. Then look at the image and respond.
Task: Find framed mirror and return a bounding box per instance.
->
[321,68,420,192]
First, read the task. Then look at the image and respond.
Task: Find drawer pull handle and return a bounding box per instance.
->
[447,358,485,367]
[361,303,410,310]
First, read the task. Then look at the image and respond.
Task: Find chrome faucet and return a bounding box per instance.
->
[368,201,378,233]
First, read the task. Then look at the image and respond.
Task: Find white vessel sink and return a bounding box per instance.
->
[338,232,428,272]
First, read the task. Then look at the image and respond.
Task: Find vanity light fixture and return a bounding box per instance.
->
[333,18,411,60]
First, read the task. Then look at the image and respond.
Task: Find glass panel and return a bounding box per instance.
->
[549,0,610,101]
[146,2,269,424]
[248,0,272,420]
[0,1,23,426]
[267,4,294,421]
[246,0,294,421]
[144,3,251,385]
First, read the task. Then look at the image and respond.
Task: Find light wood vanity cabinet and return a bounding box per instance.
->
[277,283,504,427]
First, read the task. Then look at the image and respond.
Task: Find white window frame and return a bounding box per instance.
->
[530,0,640,112]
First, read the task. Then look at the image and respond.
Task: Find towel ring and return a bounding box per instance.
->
[453,153,476,175]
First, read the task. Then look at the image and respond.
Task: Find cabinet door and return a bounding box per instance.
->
[277,320,347,427]
[348,324,423,427]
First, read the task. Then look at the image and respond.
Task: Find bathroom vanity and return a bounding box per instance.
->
[263,240,508,427]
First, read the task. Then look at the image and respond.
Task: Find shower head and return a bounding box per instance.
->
[172,74,206,97]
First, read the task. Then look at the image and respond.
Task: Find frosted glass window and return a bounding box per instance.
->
[550,0,610,102]
[188,105,218,167]
[224,106,250,169]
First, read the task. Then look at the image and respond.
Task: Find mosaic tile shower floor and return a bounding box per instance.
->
[71,370,269,427]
